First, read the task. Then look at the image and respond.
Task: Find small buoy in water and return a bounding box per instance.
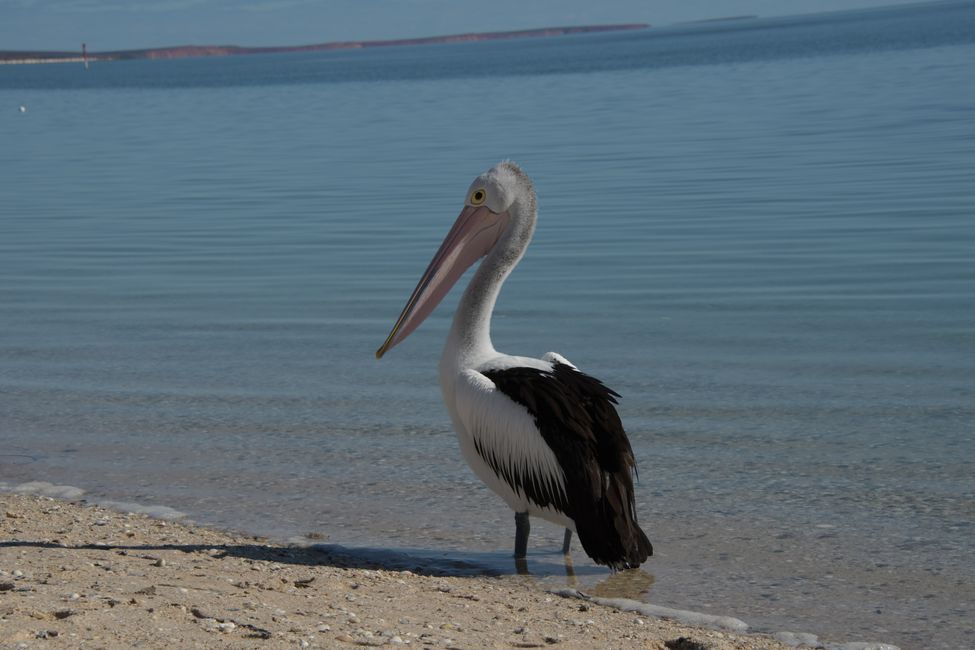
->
[19,105,27,113]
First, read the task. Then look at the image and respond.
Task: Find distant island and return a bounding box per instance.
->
[0,24,649,65]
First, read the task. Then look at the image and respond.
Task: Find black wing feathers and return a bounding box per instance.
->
[481,363,652,570]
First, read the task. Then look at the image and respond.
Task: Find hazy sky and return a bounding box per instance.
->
[3,0,923,51]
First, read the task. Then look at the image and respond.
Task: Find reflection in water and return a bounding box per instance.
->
[511,550,654,603]
[588,568,654,600]
[563,554,575,581]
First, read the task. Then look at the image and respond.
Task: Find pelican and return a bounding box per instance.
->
[377,161,652,570]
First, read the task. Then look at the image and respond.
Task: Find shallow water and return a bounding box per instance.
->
[2,3,974,648]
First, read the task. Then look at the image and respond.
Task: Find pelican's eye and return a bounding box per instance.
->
[470,189,487,205]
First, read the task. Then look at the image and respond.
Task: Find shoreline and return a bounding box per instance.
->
[0,58,91,66]
[0,24,647,65]
[0,492,802,649]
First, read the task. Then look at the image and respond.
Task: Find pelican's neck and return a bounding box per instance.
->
[442,196,535,371]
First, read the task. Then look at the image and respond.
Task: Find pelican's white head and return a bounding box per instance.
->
[464,161,526,214]
[376,161,535,359]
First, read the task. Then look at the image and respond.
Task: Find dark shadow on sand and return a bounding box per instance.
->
[1,538,653,600]
[0,538,504,577]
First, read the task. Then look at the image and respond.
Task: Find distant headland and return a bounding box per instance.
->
[0,24,649,65]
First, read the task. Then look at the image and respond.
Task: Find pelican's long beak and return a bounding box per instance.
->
[376,205,509,359]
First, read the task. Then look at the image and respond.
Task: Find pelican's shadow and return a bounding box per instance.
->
[0,539,653,597]
[0,539,494,577]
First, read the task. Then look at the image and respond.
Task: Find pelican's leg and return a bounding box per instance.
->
[562,528,572,555]
[514,511,530,559]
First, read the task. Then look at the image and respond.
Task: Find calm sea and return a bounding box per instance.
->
[2,2,973,648]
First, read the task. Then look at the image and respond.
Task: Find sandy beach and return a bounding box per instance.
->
[0,493,801,650]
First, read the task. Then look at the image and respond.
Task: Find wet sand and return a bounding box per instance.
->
[0,493,794,649]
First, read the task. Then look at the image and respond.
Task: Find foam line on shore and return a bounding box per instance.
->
[549,589,901,650]
[2,480,85,500]
[1,481,186,520]
[549,587,749,632]
[95,500,186,520]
